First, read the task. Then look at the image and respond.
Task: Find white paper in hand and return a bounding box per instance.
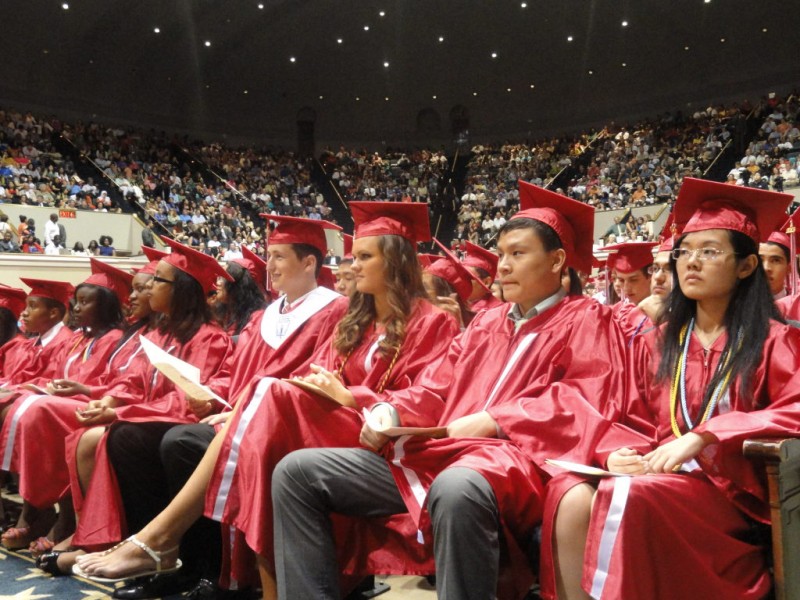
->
[138,335,231,408]
[544,458,628,477]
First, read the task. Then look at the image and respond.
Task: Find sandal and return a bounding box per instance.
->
[72,535,182,583]
[36,549,75,577]
[1,526,32,550]
[29,536,55,558]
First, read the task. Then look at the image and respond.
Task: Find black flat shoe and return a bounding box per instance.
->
[111,571,197,600]
[36,550,72,577]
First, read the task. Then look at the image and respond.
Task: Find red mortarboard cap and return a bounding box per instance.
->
[261,214,341,256]
[350,201,431,243]
[591,256,606,270]
[162,237,233,293]
[342,234,354,259]
[427,239,492,302]
[601,242,657,274]
[317,266,337,291]
[234,245,268,291]
[514,181,594,274]
[0,285,27,319]
[83,258,134,305]
[138,246,168,276]
[418,254,442,269]
[20,278,74,309]
[656,212,680,253]
[675,177,793,243]
[462,241,499,280]
[767,205,800,252]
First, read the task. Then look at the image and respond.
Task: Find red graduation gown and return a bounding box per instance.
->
[357,296,652,599]
[0,330,139,510]
[69,322,233,549]
[576,322,800,600]
[0,322,73,390]
[204,299,459,584]
[470,293,505,313]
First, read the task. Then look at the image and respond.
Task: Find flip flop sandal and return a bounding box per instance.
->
[1,526,32,550]
[72,535,182,583]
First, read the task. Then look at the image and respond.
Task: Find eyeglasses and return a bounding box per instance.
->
[647,264,672,275]
[152,275,175,284]
[670,248,737,262]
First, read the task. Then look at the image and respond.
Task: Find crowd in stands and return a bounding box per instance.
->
[2,92,799,258]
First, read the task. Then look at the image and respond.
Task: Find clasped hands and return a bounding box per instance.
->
[607,432,717,475]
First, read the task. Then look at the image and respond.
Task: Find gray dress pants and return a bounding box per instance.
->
[272,447,500,600]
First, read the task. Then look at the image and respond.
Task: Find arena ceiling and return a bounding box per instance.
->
[2,0,799,146]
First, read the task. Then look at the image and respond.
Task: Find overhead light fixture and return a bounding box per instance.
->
[684,45,690,50]
[491,52,498,58]
[473,91,478,96]
[385,97,390,101]
[154,27,160,33]
[567,35,574,42]
[204,40,211,47]
[290,56,296,63]
[507,88,512,92]
[379,10,385,17]
[337,38,343,44]
[61,3,69,9]
[530,84,535,88]
[621,62,627,67]
[258,3,264,8]
[364,25,370,31]
[356,97,360,101]
[521,2,527,7]
[319,95,324,100]
[720,37,725,42]
[243,90,248,94]
[383,61,389,67]
[762,27,768,33]
[588,70,594,75]
[432,95,437,99]
[621,20,628,27]
[438,36,444,42]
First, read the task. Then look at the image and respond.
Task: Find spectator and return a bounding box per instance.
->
[45,234,64,255]
[0,230,21,253]
[141,220,156,248]
[87,239,100,255]
[45,213,60,245]
[98,235,115,256]
[21,234,43,253]
[71,241,88,256]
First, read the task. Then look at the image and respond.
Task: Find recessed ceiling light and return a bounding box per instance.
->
[319,95,324,100]
[337,38,343,44]
[243,90,248,94]
[42,49,49,54]
[258,3,264,8]
[567,35,574,42]
[290,56,296,63]
[621,62,627,67]
[685,45,690,50]
[356,97,360,101]
[204,40,211,47]
[61,3,69,9]
[720,37,725,42]
[438,36,444,42]
[154,27,160,33]
[704,0,711,3]
[364,25,370,31]
[383,61,389,68]
[385,97,390,101]
[473,91,478,96]
[507,88,512,92]
[432,95,437,99]
[588,69,594,75]
[521,2,527,7]
[491,52,498,58]
[530,84,535,89]
[205,85,210,89]
[762,27,768,33]
[379,11,385,17]
[621,20,628,27]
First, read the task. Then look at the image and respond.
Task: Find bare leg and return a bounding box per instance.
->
[76,427,105,495]
[257,555,277,600]
[74,426,228,578]
[554,483,595,600]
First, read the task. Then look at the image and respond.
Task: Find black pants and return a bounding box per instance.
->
[106,422,221,579]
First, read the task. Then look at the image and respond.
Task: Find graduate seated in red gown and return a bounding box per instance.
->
[0,279,74,390]
[0,260,132,555]
[73,202,458,600]
[39,239,235,575]
[267,181,651,600]
[461,240,505,312]
[78,216,347,598]
[544,178,800,600]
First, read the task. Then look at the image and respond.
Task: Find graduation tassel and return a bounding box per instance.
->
[789,217,798,295]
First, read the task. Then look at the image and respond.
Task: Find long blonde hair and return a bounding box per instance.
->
[333,234,427,358]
